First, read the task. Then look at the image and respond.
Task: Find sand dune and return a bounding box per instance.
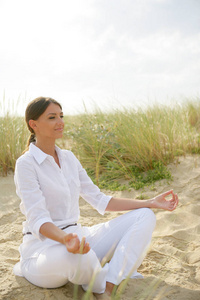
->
[0,155,200,299]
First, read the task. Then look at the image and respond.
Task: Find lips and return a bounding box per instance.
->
[55,128,64,131]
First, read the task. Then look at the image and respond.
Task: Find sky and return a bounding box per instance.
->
[0,0,200,115]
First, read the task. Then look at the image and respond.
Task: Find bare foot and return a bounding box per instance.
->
[94,292,111,300]
[94,281,115,299]
[105,282,115,296]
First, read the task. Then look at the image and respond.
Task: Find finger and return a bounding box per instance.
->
[168,192,177,202]
[174,194,179,206]
[80,238,91,254]
[172,193,178,204]
[170,194,178,210]
[169,195,177,203]
[161,190,174,198]
[83,242,90,254]
[65,233,77,242]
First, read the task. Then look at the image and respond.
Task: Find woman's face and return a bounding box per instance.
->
[29,103,64,140]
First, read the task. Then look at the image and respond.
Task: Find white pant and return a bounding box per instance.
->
[17,208,156,293]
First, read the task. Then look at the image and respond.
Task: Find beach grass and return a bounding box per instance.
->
[63,100,200,190]
[0,108,28,175]
[1,99,200,190]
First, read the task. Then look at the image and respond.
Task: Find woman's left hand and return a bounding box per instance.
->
[152,190,179,211]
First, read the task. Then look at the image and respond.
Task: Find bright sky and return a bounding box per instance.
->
[0,0,200,115]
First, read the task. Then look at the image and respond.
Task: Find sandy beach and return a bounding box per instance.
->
[0,155,200,300]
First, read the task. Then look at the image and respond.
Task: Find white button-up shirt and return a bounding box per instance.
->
[14,143,112,241]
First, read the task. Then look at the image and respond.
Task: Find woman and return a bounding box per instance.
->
[13,97,178,299]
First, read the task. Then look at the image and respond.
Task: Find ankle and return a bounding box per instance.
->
[105,282,115,296]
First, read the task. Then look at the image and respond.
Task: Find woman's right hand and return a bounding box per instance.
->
[63,233,90,254]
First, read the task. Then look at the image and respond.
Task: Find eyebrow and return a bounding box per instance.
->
[47,112,63,115]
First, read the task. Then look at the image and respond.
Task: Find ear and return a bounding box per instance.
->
[29,119,37,131]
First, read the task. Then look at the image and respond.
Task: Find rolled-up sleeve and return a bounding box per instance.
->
[71,153,112,215]
[14,158,53,240]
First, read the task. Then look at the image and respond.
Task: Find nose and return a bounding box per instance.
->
[58,116,64,126]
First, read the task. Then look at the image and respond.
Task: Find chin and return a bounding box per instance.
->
[55,133,63,139]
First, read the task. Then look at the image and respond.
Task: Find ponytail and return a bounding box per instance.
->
[29,132,36,145]
[23,133,36,154]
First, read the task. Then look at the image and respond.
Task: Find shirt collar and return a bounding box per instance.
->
[29,143,62,165]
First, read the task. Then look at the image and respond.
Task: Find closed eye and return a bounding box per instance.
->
[49,115,64,120]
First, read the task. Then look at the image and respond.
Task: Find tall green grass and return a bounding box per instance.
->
[1,99,200,189]
[0,97,29,175]
[65,101,200,190]
[0,113,28,175]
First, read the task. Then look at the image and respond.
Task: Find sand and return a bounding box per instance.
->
[0,155,200,300]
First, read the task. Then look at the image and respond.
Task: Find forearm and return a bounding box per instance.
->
[39,222,90,254]
[39,222,66,244]
[105,197,154,211]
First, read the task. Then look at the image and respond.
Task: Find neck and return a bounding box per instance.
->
[35,138,56,157]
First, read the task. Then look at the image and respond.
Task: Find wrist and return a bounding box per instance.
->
[147,198,155,208]
[60,233,69,245]
[55,229,68,244]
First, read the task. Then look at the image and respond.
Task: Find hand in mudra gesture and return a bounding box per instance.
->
[152,190,179,211]
[63,233,90,254]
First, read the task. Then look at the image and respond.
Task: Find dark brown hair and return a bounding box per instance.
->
[24,96,62,151]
